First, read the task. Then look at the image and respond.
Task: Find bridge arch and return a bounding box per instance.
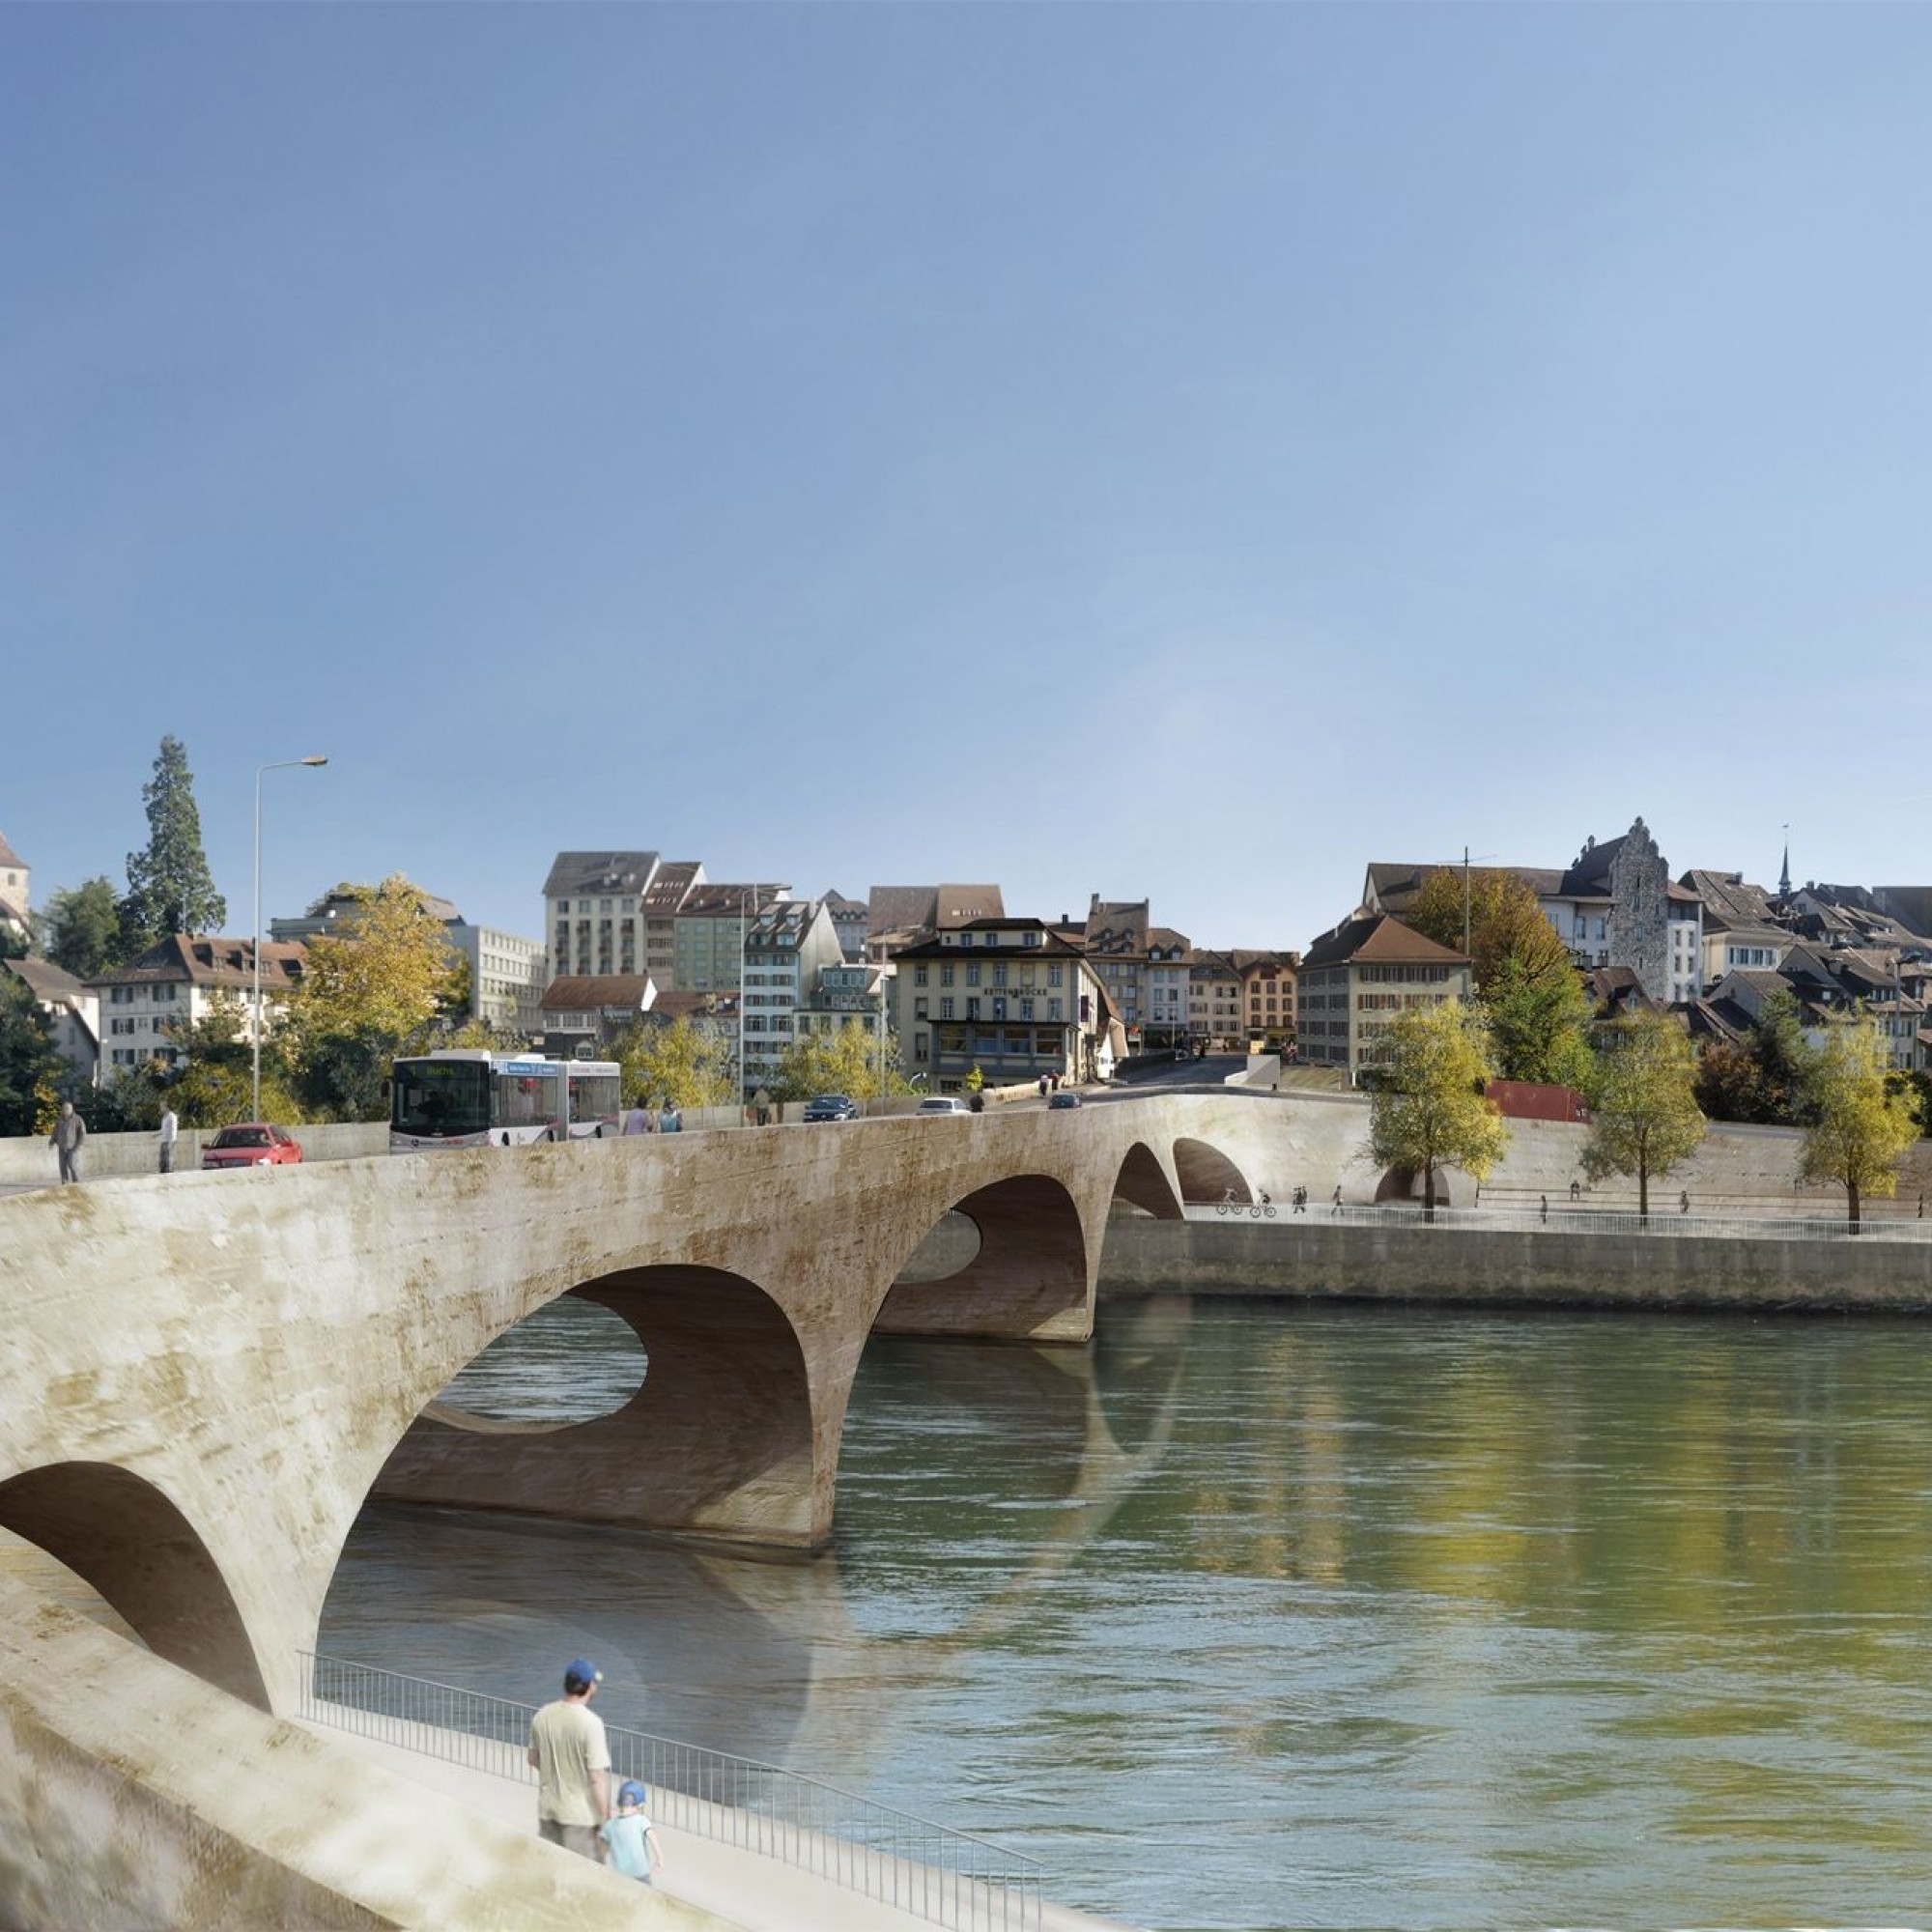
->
[1113,1141,1183,1220]
[875,1173,1090,1339]
[1173,1136,1250,1206]
[0,1462,269,1709]
[372,1267,820,1549]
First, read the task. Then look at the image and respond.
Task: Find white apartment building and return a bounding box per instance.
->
[92,935,306,1075]
[740,899,844,1093]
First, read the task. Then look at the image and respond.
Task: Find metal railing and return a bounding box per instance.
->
[1183,1200,1932,1242]
[298,1652,1041,1930]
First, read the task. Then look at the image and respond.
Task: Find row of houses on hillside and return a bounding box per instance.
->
[1313,817,1932,1082]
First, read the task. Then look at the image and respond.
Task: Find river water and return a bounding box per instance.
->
[320,1293,1932,1930]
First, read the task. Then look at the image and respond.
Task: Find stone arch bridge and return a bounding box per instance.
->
[2,1093,1325,1718]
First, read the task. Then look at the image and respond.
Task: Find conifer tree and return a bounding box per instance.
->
[120,736,226,952]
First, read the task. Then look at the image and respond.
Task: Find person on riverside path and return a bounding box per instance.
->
[157,1104,178,1175]
[49,1101,86,1184]
[527,1659,611,1860]
[599,1779,665,1885]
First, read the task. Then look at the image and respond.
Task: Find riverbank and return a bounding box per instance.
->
[1098,1210,1932,1312]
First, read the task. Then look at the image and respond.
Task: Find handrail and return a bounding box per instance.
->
[298,1651,1041,1930]
[1184,1201,1932,1242]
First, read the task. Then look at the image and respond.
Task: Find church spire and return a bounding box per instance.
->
[1778,827,1791,899]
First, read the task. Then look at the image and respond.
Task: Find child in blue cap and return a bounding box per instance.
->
[599,1779,665,1884]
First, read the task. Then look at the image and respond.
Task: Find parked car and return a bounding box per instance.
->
[201,1122,304,1171]
[803,1094,859,1122]
[916,1095,973,1116]
[1047,1090,1083,1110]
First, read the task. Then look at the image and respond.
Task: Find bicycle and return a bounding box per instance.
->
[1215,1188,1240,1216]
[1250,1191,1277,1220]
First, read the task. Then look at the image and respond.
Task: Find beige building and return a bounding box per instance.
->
[1186,951,1244,1049]
[1238,951,1299,1050]
[1295,915,1472,1083]
[892,917,1116,1091]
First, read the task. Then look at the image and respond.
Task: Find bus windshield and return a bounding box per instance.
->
[392,1058,491,1139]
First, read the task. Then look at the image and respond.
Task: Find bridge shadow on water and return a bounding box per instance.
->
[319,1294,1196,1774]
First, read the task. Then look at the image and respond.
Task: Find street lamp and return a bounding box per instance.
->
[253,755,327,1121]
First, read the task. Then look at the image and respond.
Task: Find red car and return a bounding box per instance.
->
[200,1122,304,1171]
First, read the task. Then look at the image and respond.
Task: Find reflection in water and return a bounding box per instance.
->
[326,1299,1932,1931]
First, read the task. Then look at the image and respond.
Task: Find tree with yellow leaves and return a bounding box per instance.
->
[281,876,462,1119]
[1799,1011,1920,1231]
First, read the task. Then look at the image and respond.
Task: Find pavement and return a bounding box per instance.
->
[298,1718,1129,1932]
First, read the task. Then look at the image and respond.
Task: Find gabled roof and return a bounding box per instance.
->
[540,975,651,1011]
[936,884,1004,928]
[1300,915,1469,972]
[641,862,702,912]
[680,883,789,918]
[1361,862,1565,917]
[1680,869,1777,928]
[0,830,23,869]
[543,852,660,899]
[822,890,867,915]
[94,935,306,992]
[5,955,85,1004]
[1187,949,1240,980]
[866,884,1005,938]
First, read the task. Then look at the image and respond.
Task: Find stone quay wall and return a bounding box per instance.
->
[1096,1215,1932,1314]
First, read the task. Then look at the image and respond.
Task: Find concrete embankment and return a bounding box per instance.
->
[1097,1215,1932,1313]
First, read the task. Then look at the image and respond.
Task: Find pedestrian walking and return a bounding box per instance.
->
[623,1100,649,1135]
[49,1102,85,1184]
[1330,1183,1342,1215]
[753,1086,772,1127]
[599,1780,665,1885]
[1293,1185,1307,1214]
[526,1659,611,1861]
[1540,1194,1548,1223]
[157,1104,178,1176]
[661,1103,682,1134]
[1570,1179,1581,1203]
[1679,1189,1690,1215]
[1038,1075,1049,1098]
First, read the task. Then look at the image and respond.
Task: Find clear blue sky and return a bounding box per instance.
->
[6,4,1929,952]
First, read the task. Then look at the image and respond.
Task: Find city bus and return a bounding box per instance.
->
[387,1050,622,1153]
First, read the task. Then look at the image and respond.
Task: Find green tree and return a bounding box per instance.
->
[42,877,128,979]
[120,735,226,952]
[1694,989,1810,1125]
[281,875,460,1120]
[613,1015,735,1111]
[767,1020,903,1104]
[0,971,63,1136]
[1485,952,1596,1088]
[1407,868,1592,1084]
[1579,1009,1707,1219]
[1798,1013,1919,1230]
[1364,1003,1510,1219]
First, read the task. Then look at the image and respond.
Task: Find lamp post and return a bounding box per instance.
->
[253,755,327,1120]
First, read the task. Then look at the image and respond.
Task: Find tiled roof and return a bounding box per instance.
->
[542,852,660,899]
[1300,915,1469,971]
[94,935,306,992]
[641,862,702,911]
[0,830,23,869]
[935,884,1004,928]
[5,956,86,1004]
[541,976,651,1010]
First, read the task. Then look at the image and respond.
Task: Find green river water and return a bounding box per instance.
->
[321,1293,1932,1930]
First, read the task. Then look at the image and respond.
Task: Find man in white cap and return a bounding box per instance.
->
[527,1658,611,1859]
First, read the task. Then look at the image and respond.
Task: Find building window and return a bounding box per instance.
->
[940,998,954,1020]
[915,963,929,985]
[966,963,981,986]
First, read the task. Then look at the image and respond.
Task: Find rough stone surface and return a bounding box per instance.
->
[1609,815,1670,1002]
